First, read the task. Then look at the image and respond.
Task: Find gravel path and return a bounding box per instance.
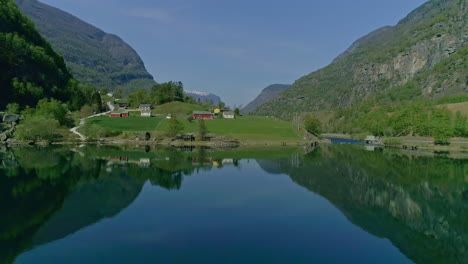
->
[70,102,115,141]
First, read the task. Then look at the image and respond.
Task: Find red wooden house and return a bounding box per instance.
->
[193,111,213,120]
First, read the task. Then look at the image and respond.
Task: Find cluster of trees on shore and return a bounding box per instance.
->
[325,96,468,141]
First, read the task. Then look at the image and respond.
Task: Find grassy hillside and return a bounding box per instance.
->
[82,116,164,133]
[153,102,206,115]
[255,0,468,118]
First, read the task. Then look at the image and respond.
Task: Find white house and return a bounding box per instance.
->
[141,110,151,117]
[139,104,152,111]
[223,111,235,119]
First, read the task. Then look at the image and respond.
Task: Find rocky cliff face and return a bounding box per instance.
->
[14,0,156,94]
[243,84,290,114]
[256,0,468,117]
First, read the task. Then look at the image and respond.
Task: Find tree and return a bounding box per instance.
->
[114,88,124,99]
[454,112,468,137]
[92,91,104,112]
[99,88,108,95]
[187,116,194,123]
[234,108,241,116]
[5,103,20,114]
[80,104,94,117]
[15,116,60,141]
[35,99,69,126]
[128,89,149,108]
[168,116,184,137]
[304,115,322,136]
[198,119,208,141]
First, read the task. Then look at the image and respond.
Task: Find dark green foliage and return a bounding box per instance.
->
[150,81,184,105]
[0,0,87,110]
[198,119,208,141]
[234,108,241,116]
[304,115,322,136]
[327,99,465,140]
[15,115,60,141]
[454,112,468,137]
[5,103,19,114]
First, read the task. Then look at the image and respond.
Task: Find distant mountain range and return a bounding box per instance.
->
[185,90,222,105]
[243,84,290,114]
[254,0,468,117]
[15,0,156,95]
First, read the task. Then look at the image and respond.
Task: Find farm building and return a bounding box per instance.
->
[109,111,129,118]
[118,103,129,109]
[141,110,152,117]
[223,111,235,119]
[193,111,213,120]
[139,104,153,111]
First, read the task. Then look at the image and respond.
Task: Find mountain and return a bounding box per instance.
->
[185,90,222,105]
[0,0,84,109]
[243,84,290,114]
[254,0,468,117]
[14,0,156,94]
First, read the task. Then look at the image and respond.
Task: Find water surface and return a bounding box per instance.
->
[1,145,467,263]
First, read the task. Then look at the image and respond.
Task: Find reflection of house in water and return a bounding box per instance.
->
[107,157,151,169]
[192,157,213,165]
[222,159,234,164]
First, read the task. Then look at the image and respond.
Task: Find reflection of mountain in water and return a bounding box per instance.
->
[262,145,468,264]
[33,171,146,246]
[0,145,245,264]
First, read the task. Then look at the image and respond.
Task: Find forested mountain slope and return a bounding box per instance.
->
[15,0,156,94]
[255,0,468,117]
[0,0,83,109]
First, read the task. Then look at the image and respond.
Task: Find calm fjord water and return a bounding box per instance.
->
[1,145,467,264]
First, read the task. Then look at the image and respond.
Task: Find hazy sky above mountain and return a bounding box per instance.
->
[40,0,427,106]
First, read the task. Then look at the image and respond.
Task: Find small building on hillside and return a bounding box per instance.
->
[223,111,235,119]
[109,110,129,118]
[141,110,152,117]
[118,103,129,109]
[139,104,153,111]
[193,111,213,120]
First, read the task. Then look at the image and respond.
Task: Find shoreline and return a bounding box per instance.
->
[2,136,468,153]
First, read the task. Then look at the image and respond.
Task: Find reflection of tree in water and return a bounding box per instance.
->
[263,145,468,264]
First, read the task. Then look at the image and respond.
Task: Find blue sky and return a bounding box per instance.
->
[40,0,427,106]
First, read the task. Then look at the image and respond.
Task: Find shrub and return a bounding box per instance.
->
[168,116,184,137]
[304,115,322,136]
[384,137,402,146]
[15,116,61,141]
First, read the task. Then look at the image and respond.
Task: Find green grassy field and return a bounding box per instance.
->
[86,116,164,132]
[159,116,303,142]
[83,115,303,142]
[153,102,206,114]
